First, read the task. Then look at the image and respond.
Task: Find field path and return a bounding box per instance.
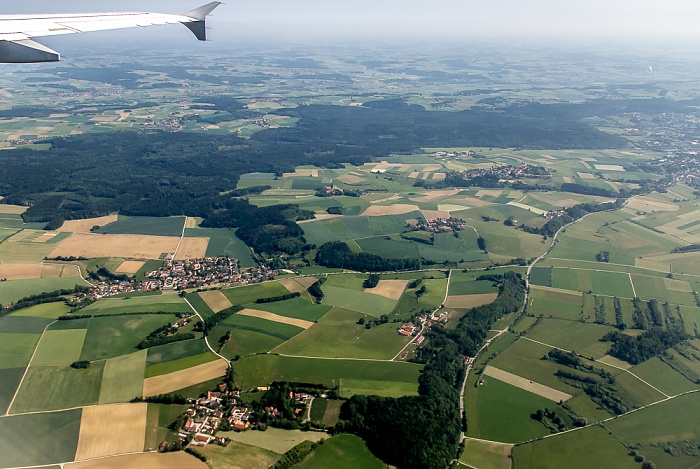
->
[184,297,230,364]
[172,216,188,259]
[628,273,637,297]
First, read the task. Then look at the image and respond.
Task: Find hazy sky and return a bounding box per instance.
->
[6,0,700,40]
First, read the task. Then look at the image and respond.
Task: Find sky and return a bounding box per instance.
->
[5,0,700,41]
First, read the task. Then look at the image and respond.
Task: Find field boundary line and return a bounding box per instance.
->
[628,273,637,297]
[273,353,407,363]
[184,297,230,366]
[172,216,187,258]
[6,319,57,415]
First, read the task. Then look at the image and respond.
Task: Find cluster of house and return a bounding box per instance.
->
[430,150,476,159]
[456,164,549,182]
[409,217,466,232]
[544,209,568,220]
[399,322,419,336]
[399,310,449,340]
[143,117,182,132]
[85,257,276,299]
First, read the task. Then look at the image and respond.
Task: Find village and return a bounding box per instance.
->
[86,256,276,299]
[398,310,448,347]
[407,216,466,233]
[454,164,551,182]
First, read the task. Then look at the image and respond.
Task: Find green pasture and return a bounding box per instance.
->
[294,434,387,469]
[96,216,185,236]
[551,268,634,298]
[0,409,81,468]
[221,282,290,306]
[274,308,410,359]
[11,363,104,413]
[199,440,280,469]
[0,367,23,415]
[528,287,582,321]
[146,338,209,365]
[10,302,71,319]
[613,371,667,407]
[31,329,86,366]
[339,378,419,398]
[322,273,366,291]
[220,427,325,454]
[322,285,397,316]
[629,357,698,396]
[0,278,88,305]
[0,315,53,334]
[0,333,40,369]
[218,328,284,358]
[467,376,553,443]
[80,293,190,315]
[512,425,638,469]
[185,292,215,318]
[460,439,512,469]
[184,227,256,267]
[528,267,552,287]
[251,297,331,322]
[233,354,421,397]
[449,275,499,296]
[145,352,217,378]
[301,216,372,245]
[525,318,616,359]
[222,313,304,340]
[99,350,147,403]
[630,274,697,306]
[80,314,176,361]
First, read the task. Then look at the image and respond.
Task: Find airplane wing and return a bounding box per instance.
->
[0,2,222,63]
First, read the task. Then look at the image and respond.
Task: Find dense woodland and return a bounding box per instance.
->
[315,241,421,271]
[336,272,526,469]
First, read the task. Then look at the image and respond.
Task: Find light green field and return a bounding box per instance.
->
[0,315,53,334]
[31,329,86,366]
[198,440,280,469]
[322,285,397,316]
[144,352,217,378]
[322,274,366,291]
[184,227,256,268]
[0,368,24,415]
[250,297,331,322]
[222,313,304,340]
[0,277,88,305]
[551,268,635,298]
[525,319,616,359]
[630,274,698,306]
[99,350,147,403]
[221,282,290,306]
[0,333,41,369]
[11,363,104,413]
[528,287,582,320]
[80,314,176,361]
[460,439,512,469]
[0,409,82,468]
[10,302,71,319]
[80,293,190,315]
[339,378,419,398]
[512,425,638,469]
[217,328,284,358]
[629,357,699,396]
[233,354,421,397]
[294,434,387,469]
[146,339,210,365]
[97,216,185,236]
[219,427,326,454]
[274,308,410,359]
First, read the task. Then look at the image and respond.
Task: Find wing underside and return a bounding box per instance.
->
[0,2,221,63]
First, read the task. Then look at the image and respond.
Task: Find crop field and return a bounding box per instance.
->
[551,268,635,298]
[174,237,210,260]
[96,216,185,237]
[199,289,233,313]
[80,293,190,315]
[629,357,698,396]
[0,333,40,368]
[232,354,421,397]
[0,409,82,468]
[512,425,637,469]
[237,308,314,329]
[364,279,409,300]
[0,277,88,305]
[630,274,698,305]
[32,329,87,366]
[250,297,331,322]
[528,286,582,320]
[146,339,209,366]
[75,403,147,460]
[322,285,397,316]
[184,227,256,267]
[80,314,177,361]
[142,359,227,396]
[221,282,290,306]
[11,363,104,413]
[57,215,118,233]
[460,439,513,469]
[445,293,498,309]
[524,319,616,359]
[223,313,304,340]
[529,266,552,287]
[0,262,79,280]
[0,315,53,334]
[66,452,207,469]
[0,367,23,414]
[483,366,572,402]
[99,350,147,404]
[294,434,387,469]
[218,328,284,358]
[322,274,366,290]
[301,216,372,245]
[145,352,217,378]
[221,427,326,455]
[467,376,554,443]
[198,441,278,469]
[279,276,317,293]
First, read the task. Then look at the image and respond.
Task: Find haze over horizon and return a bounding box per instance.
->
[5,0,700,41]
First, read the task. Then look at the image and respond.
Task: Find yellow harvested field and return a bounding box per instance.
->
[199,290,233,313]
[33,232,58,243]
[49,233,179,259]
[421,210,450,220]
[0,204,26,214]
[174,238,209,260]
[456,197,494,207]
[562,176,574,183]
[530,285,581,296]
[626,196,679,213]
[283,168,319,177]
[0,263,42,279]
[598,355,633,370]
[143,360,228,396]
[594,164,625,171]
[362,204,420,216]
[445,293,498,309]
[184,217,198,229]
[364,279,409,300]
[635,257,670,272]
[298,213,342,223]
[41,263,65,278]
[664,278,693,292]
[115,260,146,274]
[279,276,318,293]
[337,174,365,184]
[57,215,118,233]
[436,204,471,213]
[579,160,592,169]
[577,172,595,179]
[507,201,548,216]
[484,366,572,402]
[67,452,207,469]
[238,308,314,329]
[408,171,419,179]
[529,193,580,208]
[476,189,503,198]
[432,173,446,181]
[461,439,513,469]
[75,403,147,460]
[411,189,460,202]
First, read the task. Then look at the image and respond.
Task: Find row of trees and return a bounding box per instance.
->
[315,241,420,272]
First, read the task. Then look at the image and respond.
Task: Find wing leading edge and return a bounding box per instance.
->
[0,2,222,63]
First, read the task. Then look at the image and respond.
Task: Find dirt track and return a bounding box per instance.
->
[483,366,572,402]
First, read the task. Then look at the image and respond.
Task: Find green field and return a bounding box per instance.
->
[275,307,409,359]
[80,314,177,361]
[31,329,87,366]
[10,302,71,319]
[11,363,104,413]
[0,367,24,415]
[185,227,256,267]
[629,357,699,396]
[528,287,582,321]
[0,333,41,368]
[460,439,512,469]
[0,409,82,468]
[220,427,326,454]
[233,354,421,398]
[529,266,552,287]
[467,376,555,443]
[221,282,291,306]
[199,440,280,469]
[551,268,635,298]
[145,352,217,378]
[216,328,285,358]
[96,215,185,236]
[294,434,387,469]
[146,338,210,365]
[512,425,638,469]
[223,313,304,340]
[80,293,191,315]
[0,278,88,305]
[449,275,500,296]
[524,318,616,359]
[630,274,698,306]
[185,292,215,318]
[251,297,331,322]
[99,350,147,403]
[0,315,53,334]
[322,286,397,316]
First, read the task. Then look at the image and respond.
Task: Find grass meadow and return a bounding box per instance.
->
[144,351,217,378]
[0,277,88,305]
[31,329,86,366]
[322,286,397,316]
[80,314,176,361]
[99,350,148,403]
[0,333,41,369]
[294,434,387,469]
[0,367,24,415]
